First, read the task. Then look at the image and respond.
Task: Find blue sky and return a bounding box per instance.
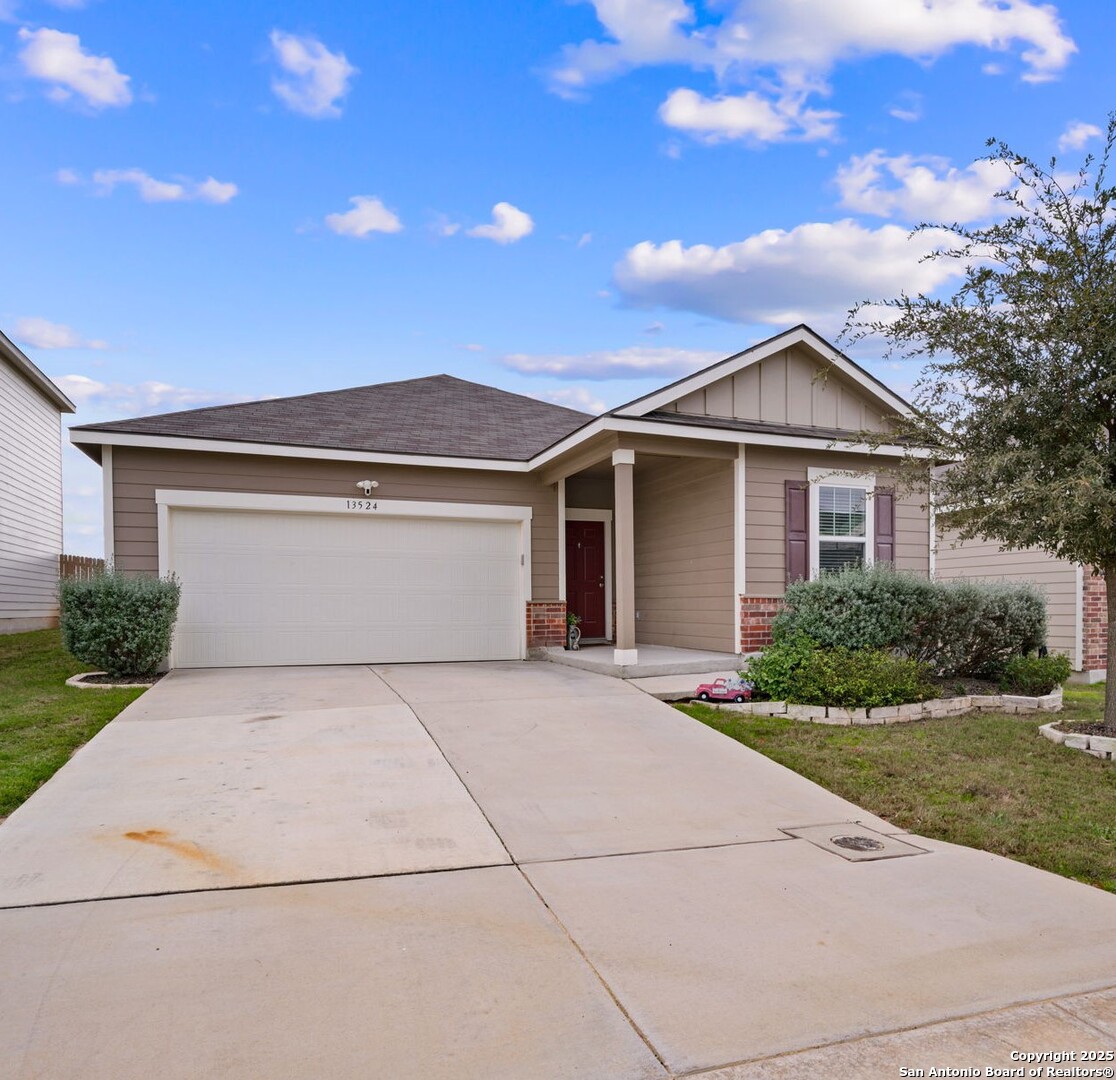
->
[1,0,1109,554]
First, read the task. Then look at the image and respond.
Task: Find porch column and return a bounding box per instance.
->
[613,449,637,665]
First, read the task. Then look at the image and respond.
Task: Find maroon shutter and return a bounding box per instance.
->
[874,487,895,565]
[785,480,809,585]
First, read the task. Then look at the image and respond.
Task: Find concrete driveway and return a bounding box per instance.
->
[3,662,1116,1079]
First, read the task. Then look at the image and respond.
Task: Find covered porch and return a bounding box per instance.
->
[541,431,746,668]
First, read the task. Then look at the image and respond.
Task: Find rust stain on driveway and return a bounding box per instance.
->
[122,829,236,874]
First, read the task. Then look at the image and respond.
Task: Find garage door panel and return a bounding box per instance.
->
[169,508,524,667]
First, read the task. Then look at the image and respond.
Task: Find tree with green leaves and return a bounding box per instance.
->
[846,117,1116,732]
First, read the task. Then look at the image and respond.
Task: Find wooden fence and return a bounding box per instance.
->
[59,554,105,580]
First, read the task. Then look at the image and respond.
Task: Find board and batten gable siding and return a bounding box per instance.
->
[934,530,1079,667]
[633,456,735,652]
[110,447,561,600]
[657,346,889,432]
[744,447,930,598]
[0,355,64,627]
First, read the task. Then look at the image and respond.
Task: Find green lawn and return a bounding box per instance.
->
[0,630,145,819]
[679,680,1116,892]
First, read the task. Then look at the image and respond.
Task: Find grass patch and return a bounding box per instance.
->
[679,681,1116,892]
[0,629,145,819]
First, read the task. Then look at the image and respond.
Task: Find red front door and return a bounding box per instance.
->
[565,520,607,639]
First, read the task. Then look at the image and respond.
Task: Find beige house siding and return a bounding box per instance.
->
[744,447,930,598]
[934,530,1079,667]
[110,447,561,600]
[633,456,734,652]
[658,346,888,432]
[1,356,64,630]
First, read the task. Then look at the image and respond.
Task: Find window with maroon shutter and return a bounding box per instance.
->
[874,487,895,565]
[785,480,809,585]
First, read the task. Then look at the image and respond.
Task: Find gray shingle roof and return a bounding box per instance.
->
[70,374,593,461]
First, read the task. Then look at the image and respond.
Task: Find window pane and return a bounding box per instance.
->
[818,486,865,537]
[819,540,865,573]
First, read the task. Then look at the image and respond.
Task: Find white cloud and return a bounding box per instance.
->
[548,1,1074,142]
[18,27,131,109]
[14,316,106,350]
[888,90,922,122]
[458,343,484,352]
[659,86,839,143]
[529,387,609,413]
[502,345,723,380]
[53,374,242,413]
[613,219,965,328]
[431,213,461,237]
[550,0,1074,90]
[46,0,91,8]
[1058,120,1102,152]
[578,232,593,247]
[55,167,80,185]
[324,195,403,238]
[269,30,357,119]
[89,168,238,204]
[466,202,534,244]
[835,150,1013,222]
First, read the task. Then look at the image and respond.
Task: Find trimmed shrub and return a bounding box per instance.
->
[59,572,181,677]
[927,580,1047,678]
[745,633,818,702]
[772,565,935,652]
[772,565,1046,679]
[999,653,1072,696]
[747,635,935,709]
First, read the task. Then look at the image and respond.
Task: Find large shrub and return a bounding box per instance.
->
[772,565,935,652]
[59,572,181,677]
[999,653,1072,696]
[747,634,935,709]
[772,565,1046,679]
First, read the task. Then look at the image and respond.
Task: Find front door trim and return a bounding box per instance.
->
[566,508,613,641]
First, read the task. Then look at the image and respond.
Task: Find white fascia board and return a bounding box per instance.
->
[612,326,914,419]
[156,489,533,522]
[71,429,532,472]
[600,416,926,457]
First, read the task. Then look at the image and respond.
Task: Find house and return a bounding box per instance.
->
[68,325,931,669]
[934,529,1107,681]
[1,329,76,633]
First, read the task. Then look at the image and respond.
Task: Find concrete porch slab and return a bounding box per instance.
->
[410,691,891,862]
[0,701,509,907]
[0,867,667,1080]
[543,644,745,679]
[524,838,1116,1076]
[627,670,744,701]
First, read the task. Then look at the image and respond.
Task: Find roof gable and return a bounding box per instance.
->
[0,330,75,413]
[70,374,591,461]
[612,325,912,426]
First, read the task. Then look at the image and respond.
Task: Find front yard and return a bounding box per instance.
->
[0,630,144,819]
[680,682,1116,893]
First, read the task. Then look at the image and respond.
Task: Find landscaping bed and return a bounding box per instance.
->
[0,629,146,819]
[678,681,1116,892]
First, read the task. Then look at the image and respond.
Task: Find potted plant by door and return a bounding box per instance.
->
[566,611,582,651]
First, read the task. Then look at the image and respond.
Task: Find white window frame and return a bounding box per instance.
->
[807,468,876,580]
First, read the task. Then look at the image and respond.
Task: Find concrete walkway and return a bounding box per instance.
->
[2,662,1116,1079]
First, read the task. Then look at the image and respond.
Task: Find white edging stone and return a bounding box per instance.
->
[1040,721,1116,761]
[702,687,1063,727]
[65,672,153,690]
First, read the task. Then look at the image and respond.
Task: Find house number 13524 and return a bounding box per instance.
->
[346,499,378,510]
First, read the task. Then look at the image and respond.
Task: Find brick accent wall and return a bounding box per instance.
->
[527,601,567,648]
[1082,567,1109,672]
[740,596,783,654]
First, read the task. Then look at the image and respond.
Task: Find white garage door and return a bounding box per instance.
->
[167,507,525,668]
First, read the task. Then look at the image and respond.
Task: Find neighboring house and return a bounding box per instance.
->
[934,529,1107,681]
[69,325,930,669]
[0,330,76,633]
